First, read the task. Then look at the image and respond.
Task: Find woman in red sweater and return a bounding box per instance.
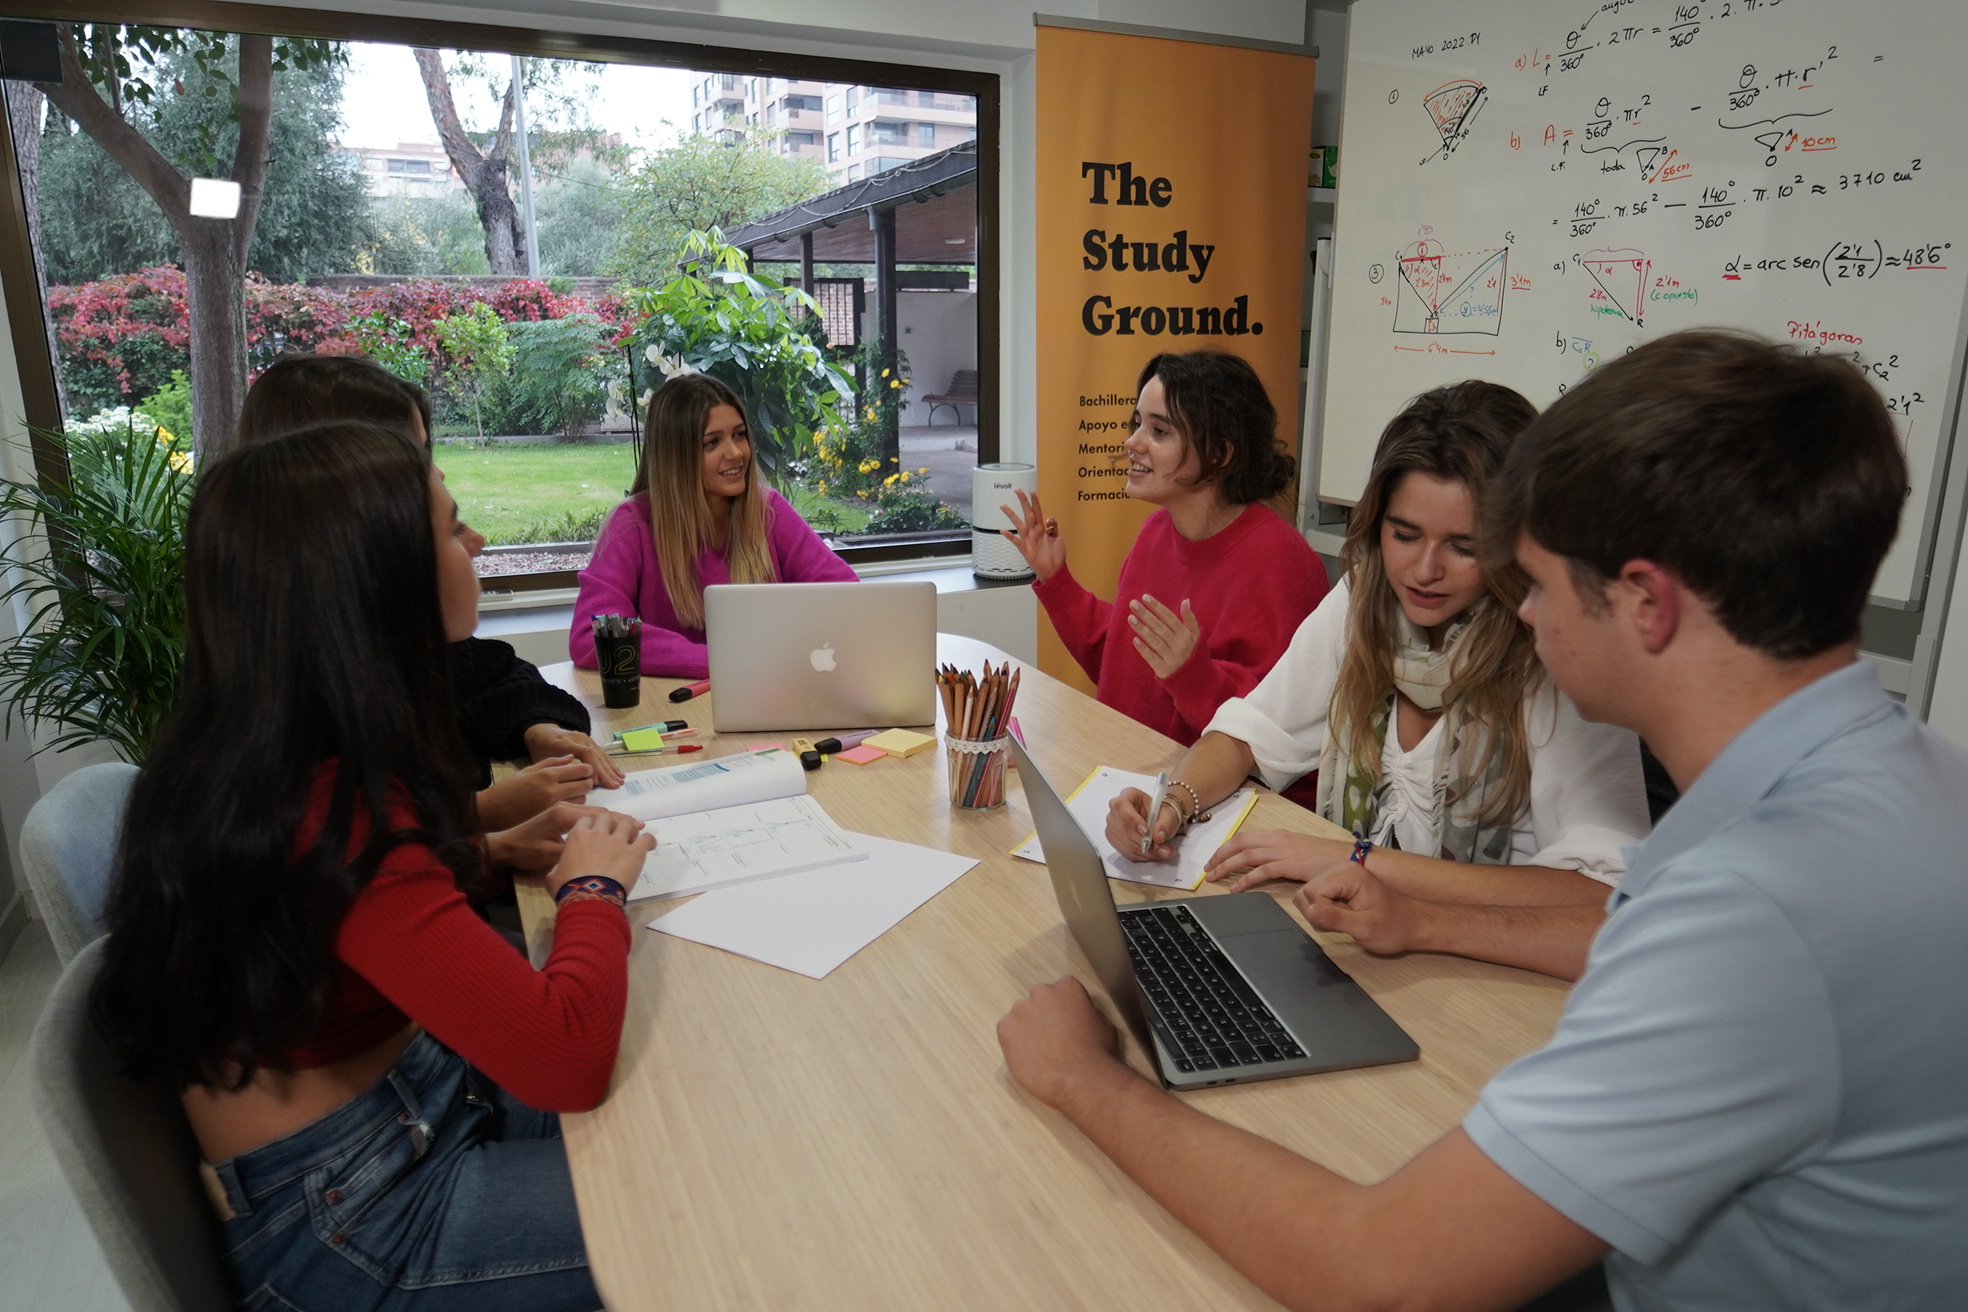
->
[92,422,652,1311]
[1002,351,1329,744]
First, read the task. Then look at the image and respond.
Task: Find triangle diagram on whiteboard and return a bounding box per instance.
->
[1394,243,1507,336]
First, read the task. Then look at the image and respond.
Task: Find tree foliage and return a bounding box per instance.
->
[36,24,342,454]
[355,190,491,277]
[535,157,629,277]
[38,43,365,285]
[629,228,851,486]
[411,51,608,275]
[608,135,830,285]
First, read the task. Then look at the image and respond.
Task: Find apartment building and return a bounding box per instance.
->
[689,74,977,185]
[333,141,464,197]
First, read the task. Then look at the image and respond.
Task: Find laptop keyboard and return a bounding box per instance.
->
[1117,904,1307,1074]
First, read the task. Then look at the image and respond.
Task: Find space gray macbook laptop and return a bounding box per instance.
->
[1011,738,1419,1090]
[704,580,938,733]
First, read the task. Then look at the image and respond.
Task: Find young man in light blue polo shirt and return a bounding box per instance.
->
[996,329,1968,1311]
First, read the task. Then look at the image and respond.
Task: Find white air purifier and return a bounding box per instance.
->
[971,462,1039,581]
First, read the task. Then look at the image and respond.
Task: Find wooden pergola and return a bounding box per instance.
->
[727,141,977,468]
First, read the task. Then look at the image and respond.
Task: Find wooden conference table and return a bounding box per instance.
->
[519,636,1569,1311]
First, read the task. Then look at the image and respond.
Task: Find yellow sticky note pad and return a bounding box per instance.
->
[619,728,666,752]
[864,728,935,758]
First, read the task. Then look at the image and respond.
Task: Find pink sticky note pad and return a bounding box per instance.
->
[835,744,887,765]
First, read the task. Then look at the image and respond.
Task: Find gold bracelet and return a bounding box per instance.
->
[1165,780,1211,829]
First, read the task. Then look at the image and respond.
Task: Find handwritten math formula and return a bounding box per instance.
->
[1323,0,1968,603]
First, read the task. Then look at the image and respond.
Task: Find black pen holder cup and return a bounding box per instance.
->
[595,634,642,709]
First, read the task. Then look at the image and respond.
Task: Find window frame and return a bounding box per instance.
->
[0,0,1001,584]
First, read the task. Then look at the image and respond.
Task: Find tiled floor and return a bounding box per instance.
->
[0,921,131,1312]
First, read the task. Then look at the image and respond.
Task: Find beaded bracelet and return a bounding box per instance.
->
[1156,780,1211,831]
[554,875,628,910]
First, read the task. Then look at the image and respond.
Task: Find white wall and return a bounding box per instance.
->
[897,291,978,426]
[0,268,124,931]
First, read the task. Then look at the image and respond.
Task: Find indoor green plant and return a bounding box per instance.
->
[0,416,192,761]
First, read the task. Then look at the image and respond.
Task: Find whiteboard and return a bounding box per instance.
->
[1321,0,1968,605]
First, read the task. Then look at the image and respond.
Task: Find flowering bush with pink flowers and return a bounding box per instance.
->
[47,268,637,420]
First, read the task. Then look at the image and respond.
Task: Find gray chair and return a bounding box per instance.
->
[21,761,139,964]
[31,936,233,1312]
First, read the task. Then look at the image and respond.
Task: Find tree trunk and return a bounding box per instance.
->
[179,223,248,461]
[3,82,67,421]
[413,50,525,274]
[37,27,274,461]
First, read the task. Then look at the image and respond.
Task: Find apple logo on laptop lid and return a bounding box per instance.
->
[810,643,837,673]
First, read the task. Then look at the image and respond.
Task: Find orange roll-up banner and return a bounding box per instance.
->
[1035,23,1315,694]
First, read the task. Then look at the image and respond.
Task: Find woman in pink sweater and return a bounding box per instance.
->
[1001,351,1329,745]
[571,375,856,677]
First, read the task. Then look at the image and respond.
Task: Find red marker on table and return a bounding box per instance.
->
[668,679,711,703]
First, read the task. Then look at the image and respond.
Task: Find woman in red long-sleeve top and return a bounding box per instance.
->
[1001,351,1330,748]
[92,421,653,1312]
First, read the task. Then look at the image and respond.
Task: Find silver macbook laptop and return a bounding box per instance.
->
[1012,738,1419,1090]
[704,581,937,733]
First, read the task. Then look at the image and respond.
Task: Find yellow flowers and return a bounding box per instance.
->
[857,458,881,474]
[889,380,902,390]
[880,367,890,378]
[154,427,193,474]
[918,466,930,475]
[817,480,828,494]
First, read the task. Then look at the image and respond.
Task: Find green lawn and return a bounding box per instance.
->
[433,442,638,543]
[433,441,870,544]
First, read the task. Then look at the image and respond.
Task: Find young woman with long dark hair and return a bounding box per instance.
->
[999,351,1329,745]
[570,373,856,677]
[1105,382,1649,952]
[93,422,652,1310]
[239,353,625,831]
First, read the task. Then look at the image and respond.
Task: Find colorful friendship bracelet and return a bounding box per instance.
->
[1350,838,1374,866]
[554,875,629,909]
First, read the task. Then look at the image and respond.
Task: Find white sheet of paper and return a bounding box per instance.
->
[594,747,805,823]
[647,833,978,979]
[1011,766,1257,891]
[627,793,865,903]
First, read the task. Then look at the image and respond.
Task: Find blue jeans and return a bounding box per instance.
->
[205,1032,600,1312]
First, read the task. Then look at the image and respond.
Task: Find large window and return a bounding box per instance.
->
[0,6,997,586]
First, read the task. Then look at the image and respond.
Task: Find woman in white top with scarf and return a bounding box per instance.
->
[1105,381,1649,974]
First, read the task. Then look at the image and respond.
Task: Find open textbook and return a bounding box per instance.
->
[590,748,865,902]
[1011,765,1257,891]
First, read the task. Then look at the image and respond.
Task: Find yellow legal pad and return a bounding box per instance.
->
[862,728,936,758]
